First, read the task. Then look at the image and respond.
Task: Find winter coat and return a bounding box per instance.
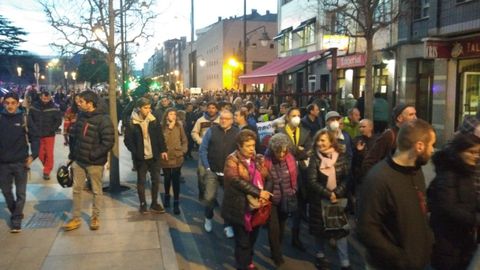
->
[264,150,298,205]
[69,108,114,166]
[29,100,62,137]
[306,149,350,237]
[221,151,270,226]
[124,112,167,163]
[357,156,433,270]
[428,149,480,270]
[361,127,398,177]
[0,109,40,163]
[191,112,220,145]
[160,122,188,168]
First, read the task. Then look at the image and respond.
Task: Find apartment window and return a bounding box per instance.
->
[281,32,292,52]
[374,0,392,21]
[414,0,430,19]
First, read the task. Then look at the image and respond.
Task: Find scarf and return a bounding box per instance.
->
[317,148,339,191]
[131,111,156,159]
[244,157,264,232]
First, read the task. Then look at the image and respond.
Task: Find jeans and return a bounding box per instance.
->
[317,236,350,267]
[39,136,55,175]
[232,224,260,269]
[268,204,289,260]
[72,161,104,218]
[204,170,223,219]
[197,163,206,200]
[136,159,161,205]
[0,162,28,226]
[163,167,181,200]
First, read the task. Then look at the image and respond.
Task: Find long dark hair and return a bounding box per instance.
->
[432,132,480,174]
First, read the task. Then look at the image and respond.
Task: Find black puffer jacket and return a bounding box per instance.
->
[69,108,114,165]
[29,100,62,137]
[428,148,480,269]
[221,151,271,226]
[307,149,350,237]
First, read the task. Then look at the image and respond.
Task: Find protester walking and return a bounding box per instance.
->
[0,92,39,233]
[357,119,435,269]
[428,121,480,270]
[124,97,168,215]
[307,129,351,270]
[264,133,298,267]
[29,91,62,180]
[160,107,188,215]
[222,129,271,270]
[63,90,114,231]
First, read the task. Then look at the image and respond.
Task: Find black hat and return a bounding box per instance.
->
[392,103,412,123]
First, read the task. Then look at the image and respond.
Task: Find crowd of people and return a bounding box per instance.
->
[1,84,480,270]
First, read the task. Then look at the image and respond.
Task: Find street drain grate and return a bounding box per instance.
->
[24,212,60,229]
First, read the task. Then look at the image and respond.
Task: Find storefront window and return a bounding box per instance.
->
[458,59,480,125]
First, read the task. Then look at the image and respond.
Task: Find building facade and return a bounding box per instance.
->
[184,9,277,91]
[396,0,480,143]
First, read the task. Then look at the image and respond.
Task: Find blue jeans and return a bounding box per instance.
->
[317,236,350,267]
[0,162,28,226]
[204,170,223,219]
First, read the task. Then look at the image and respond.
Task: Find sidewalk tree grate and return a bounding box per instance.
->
[24,212,60,229]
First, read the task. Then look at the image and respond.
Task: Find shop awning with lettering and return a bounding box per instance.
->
[239,50,324,84]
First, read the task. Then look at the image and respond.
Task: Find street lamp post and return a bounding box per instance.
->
[242,2,271,92]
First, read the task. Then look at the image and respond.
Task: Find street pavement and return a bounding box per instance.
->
[0,133,437,270]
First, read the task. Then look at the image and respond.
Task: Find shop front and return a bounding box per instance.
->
[417,34,480,144]
[425,35,480,128]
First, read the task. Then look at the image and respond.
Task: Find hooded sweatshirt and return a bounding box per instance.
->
[130,111,156,160]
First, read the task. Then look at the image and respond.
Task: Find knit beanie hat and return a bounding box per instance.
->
[392,103,412,123]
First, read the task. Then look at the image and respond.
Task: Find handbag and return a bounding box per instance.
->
[251,200,272,227]
[321,198,350,235]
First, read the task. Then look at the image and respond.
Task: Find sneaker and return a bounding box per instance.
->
[204,218,213,232]
[63,218,81,231]
[10,224,21,233]
[224,226,234,238]
[90,216,100,230]
[139,203,148,214]
[43,173,50,180]
[150,203,165,214]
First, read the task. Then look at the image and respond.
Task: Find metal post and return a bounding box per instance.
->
[243,0,247,93]
[120,0,126,97]
[330,48,338,110]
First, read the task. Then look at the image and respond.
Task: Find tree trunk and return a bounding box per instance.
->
[364,35,374,120]
[107,0,120,192]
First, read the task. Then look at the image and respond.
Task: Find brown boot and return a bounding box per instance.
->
[63,218,81,231]
[90,216,100,230]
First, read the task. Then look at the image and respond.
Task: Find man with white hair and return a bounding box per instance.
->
[199,110,239,238]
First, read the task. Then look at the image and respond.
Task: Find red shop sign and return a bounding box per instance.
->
[327,53,366,70]
[425,36,480,59]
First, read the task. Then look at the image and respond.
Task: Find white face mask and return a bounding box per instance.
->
[329,120,340,131]
[290,116,301,127]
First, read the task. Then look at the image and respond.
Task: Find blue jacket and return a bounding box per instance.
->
[0,109,40,163]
